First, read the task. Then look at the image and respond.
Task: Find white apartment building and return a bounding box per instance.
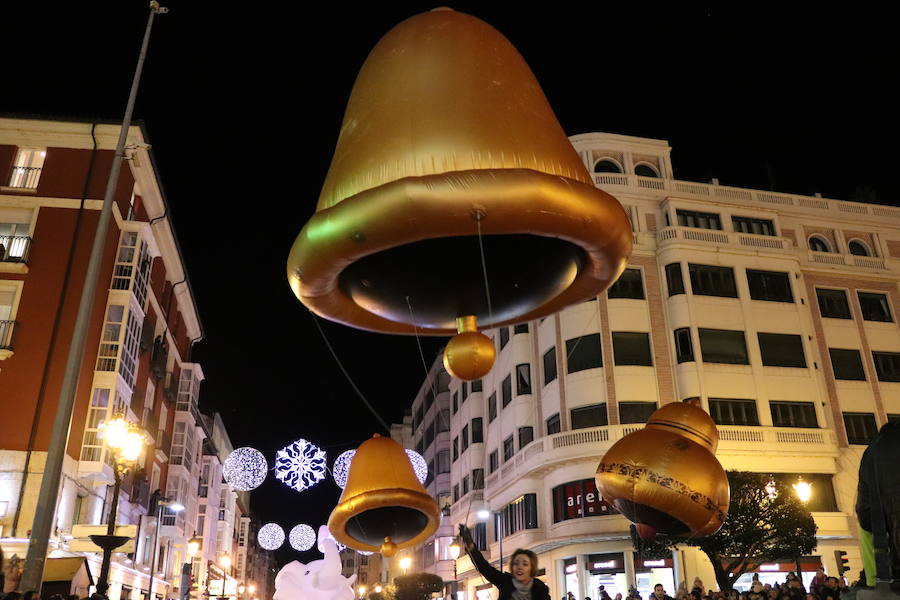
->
[433,132,899,600]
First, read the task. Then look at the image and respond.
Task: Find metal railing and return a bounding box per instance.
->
[7,166,42,189]
[0,235,32,263]
[0,320,16,350]
[656,225,792,252]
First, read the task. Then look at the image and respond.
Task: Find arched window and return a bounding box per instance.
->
[634,162,660,178]
[809,235,832,253]
[848,239,871,257]
[593,158,623,173]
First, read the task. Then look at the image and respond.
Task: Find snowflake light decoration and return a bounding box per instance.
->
[332,448,427,490]
[223,447,268,491]
[275,438,327,492]
[258,523,285,551]
[332,450,356,489]
[289,524,316,552]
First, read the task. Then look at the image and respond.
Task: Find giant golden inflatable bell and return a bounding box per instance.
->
[328,434,440,557]
[595,403,730,538]
[287,9,632,379]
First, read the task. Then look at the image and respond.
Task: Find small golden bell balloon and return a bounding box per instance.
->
[287,8,632,340]
[328,434,440,556]
[443,316,496,380]
[595,403,729,538]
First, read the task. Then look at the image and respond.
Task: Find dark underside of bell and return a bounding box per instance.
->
[346,506,430,546]
[614,499,691,537]
[339,233,586,329]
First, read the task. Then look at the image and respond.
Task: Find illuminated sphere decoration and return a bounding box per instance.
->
[332,450,356,489]
[405,449,428,485]
[275,438,327,492]
[258,523,286,551]
[223,447,268,491]
[333,448,427,490]
[289,524,316,552]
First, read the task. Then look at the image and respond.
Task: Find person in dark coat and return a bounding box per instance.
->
[459,524,551,600]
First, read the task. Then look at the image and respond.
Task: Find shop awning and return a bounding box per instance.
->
[43,557,94,585]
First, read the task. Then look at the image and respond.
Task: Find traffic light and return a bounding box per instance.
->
[834,549,850,576]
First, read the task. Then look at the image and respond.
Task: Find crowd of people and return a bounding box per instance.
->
[570,568,863,600]
[1,592,100,600]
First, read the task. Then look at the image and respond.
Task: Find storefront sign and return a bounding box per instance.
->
[552,479,617,522]
[759,564,780,571]
[566,564,578,573]
[643,560,666,567]
[593,561,616,569]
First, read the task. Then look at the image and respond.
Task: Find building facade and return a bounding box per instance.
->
[0,116,273,600]
[413,132,899,600]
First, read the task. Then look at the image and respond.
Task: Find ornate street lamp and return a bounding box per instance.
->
[399,555,412,575]
[448,538,461,600]
[793,477,813,503]
[92,416,148,596]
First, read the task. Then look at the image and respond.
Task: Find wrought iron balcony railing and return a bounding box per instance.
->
[7,166,42,189]
[0,235,31,263]
[1,320,16,350]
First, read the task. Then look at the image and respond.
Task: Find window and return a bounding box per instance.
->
[437,409,450,433]
[80,389,111,462]
[571,404,608,429]
[689,264,738,297]
[461,475,469,495]
[608,268,645,299]
[732,216,776,236]
[489,450,499,473]
[635,163,660,178]
[488,393,497,422]
[809,235,832,252]
[666,263,685,296]
[829,348,866,380]
[858,292,892,322]
[518,426,534,449]
[0,285,21,350]
[677,209,722,230]
[424,419,435,449]
[471,418,483,443]
[452,392,458,415]
[889,414,900,423]
[494,494,539,539]
[461,381,468,403]
[414,405,424,430]
[758,333,806,368]
[709,398,760,426]
[514,323,529,334]
[547,413,561,435]
[619,402,657,424]
[674,328,694,363]
[552,479,617,522]
[472,469,485,490]
[453,484,460,503]
[770,401,818,428]
[595,158,623,173]
[699,329,749,364]
[452,437,458,461]
[501,374,512,407]
[873,352,900,382]
[566,334,603,372]
[425,461,435,486]
[461,425,469,452]
[0,221,32,264]
[817,288,851,319]
[471,379,482,392]
[503,436,515,461]
[516,364,532,395]
[499,327,510,349]
[96,304,126,373]
[843,412,878,445]
[747,269,793,302]
[8,148,46,189]
[848,240,871,256]
[612,332,653,366]
[543,347,557,385]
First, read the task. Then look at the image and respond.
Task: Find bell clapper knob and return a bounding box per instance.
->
[443,315,496,381]
[381,536,397,557]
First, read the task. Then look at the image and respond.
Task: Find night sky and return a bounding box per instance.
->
[3,2,897,566]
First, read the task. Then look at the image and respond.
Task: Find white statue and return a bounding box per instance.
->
[273,525,356,600]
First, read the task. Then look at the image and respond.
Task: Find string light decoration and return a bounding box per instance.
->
[258,523,285,551]
[223,447,268,491]
[289,524,316,552]
[332,448,428,490]
[275,438,327,492]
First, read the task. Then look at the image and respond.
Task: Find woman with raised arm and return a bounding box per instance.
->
[458,524,551,600]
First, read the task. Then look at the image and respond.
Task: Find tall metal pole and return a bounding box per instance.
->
[19,2,166,592]
[148,493,163,600]
[95,466,123,596]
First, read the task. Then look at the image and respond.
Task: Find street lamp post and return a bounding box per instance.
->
[148,493,185,600]
[448,538,461,600]
[399,556,412,576]
[19,2,167,590]
[218,554,232,600]
[93,416,148,596]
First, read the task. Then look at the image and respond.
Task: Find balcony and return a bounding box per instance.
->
[6,166,42,189]
[802,250,887,272]
[141,407,159,442]
[0,320,16,358]
[484,423,839,493]
[0,235,31,263]
[656,226,793,254]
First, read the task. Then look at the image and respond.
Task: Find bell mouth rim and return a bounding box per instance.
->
[288,168,633,335]
[327,488,440,553]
